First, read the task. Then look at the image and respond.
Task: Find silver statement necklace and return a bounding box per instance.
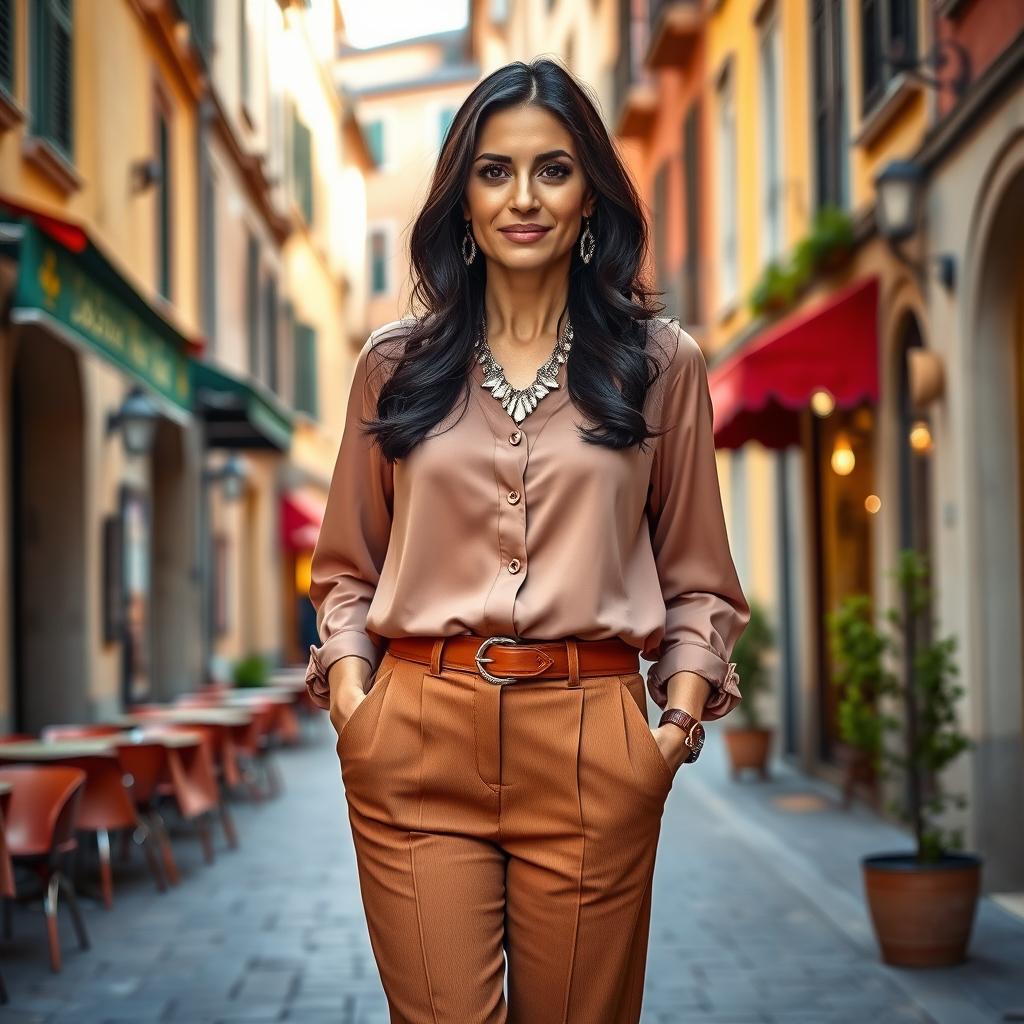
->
[473,312,573,424]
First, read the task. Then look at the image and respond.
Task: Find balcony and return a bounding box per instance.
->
[646,0,702,69]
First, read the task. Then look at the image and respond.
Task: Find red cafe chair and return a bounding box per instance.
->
[0,785,14,1003]
[0,766,90,972]
[55,752,166,907]
[140,723,237,861]
[113,740,181,886]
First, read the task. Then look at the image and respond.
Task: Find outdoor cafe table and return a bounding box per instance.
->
[107,708,252,789]
[0,733,208,901]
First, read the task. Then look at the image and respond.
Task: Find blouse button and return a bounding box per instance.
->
[507,489,520,505]
[507,558,521,574]
[508,430,522,445]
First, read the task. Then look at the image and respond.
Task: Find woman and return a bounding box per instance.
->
[305,58,750,1024]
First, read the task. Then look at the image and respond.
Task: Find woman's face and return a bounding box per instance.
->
[462,103,595,273]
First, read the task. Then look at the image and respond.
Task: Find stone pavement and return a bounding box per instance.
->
[1,709,1021,1024]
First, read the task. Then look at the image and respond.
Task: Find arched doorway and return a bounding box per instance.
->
[150,418,200,700]
[9,329,87,732]
[967,147,1024,890]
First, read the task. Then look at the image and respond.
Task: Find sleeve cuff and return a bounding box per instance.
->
[304,630,383,710]
[646,641,743,722]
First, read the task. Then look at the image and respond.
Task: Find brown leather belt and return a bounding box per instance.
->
[385,633,639,684]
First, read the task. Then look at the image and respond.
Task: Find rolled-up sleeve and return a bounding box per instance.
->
[643,328,751,721]
[304,333,394,710]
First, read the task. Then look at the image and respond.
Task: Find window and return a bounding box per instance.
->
[365,118,386,168]
[682,103,701,325]
[653,160,674,317]
[290,103,314,225]
[490,0,509,22]
[264,274,279,393]
[759,10,784,263]
[861,0,916,113]
[246,234,260,378]
[438,106,456,148]
[293,322,318,419]
[716,63,738,310]
[239,0,251,117]
[200,154,217,346]
[1,0,14,96]
[369,227,389,296]
[811,0,849,210]
[154,92,173,301]
[31,0,74,158]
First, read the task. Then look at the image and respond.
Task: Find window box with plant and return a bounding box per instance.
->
[829,549,980,968]
[748,206,854,317]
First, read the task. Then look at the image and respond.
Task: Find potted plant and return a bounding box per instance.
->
[803,205,854,274]
[722,599,775,780]
[749,261,802,317]
[827,594,886,807]
[832,549,980,967]
[233,653,269,689]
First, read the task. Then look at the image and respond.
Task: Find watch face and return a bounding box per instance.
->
[688,723,705,760]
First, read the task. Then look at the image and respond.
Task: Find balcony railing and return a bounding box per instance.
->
[647,0,702,69]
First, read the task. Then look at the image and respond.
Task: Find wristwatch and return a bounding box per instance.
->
[658,708,705,763]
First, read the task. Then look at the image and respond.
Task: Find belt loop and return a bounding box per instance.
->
[566,639,580,688]
[430,637,446,676]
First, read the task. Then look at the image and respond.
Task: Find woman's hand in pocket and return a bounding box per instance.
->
[327,655,372,739]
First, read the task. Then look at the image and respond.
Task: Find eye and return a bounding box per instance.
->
[541,163,572,179]
[476,162,573,181]
[478,163,508,180]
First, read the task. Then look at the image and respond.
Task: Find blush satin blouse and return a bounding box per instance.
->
[304,316,750,719]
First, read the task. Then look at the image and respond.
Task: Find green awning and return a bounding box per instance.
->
[190,359,294,452]
[2,215,193,421]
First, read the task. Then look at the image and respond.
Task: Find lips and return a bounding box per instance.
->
[499,225,552,242]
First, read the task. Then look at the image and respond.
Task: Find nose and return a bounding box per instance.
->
[511,172,540,213]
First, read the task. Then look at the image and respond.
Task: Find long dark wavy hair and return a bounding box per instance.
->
[363,57,678,463]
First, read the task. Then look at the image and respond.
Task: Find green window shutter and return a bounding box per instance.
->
[32,0,74,158]
[290,107,314,225]
[0,0,13,95]
[438,108,455,148]
[293,323,318,419]
[157,110,172,301]
[246,234,260,378]
[365,120,385,167]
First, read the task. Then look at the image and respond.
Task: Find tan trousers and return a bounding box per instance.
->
[336,641,675,1024]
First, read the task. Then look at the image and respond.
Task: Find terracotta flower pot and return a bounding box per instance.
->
[862,852,983,967]
[723,726,773,780]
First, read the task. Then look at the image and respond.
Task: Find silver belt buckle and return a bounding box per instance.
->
[474,635,522,685]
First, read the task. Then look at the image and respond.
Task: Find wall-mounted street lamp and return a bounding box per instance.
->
[203,452,248,502]
[886,38,972,102]
[107,386,160,457]
[875,159,956,291]
[130,157,164,194]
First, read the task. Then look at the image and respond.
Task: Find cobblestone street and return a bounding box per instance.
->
[2,713,1022,1024]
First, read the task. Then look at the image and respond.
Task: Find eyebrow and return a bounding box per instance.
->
[473,149,574,164]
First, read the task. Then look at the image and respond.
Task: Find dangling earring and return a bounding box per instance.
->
[462,221,477,265]
[579,215,596,264]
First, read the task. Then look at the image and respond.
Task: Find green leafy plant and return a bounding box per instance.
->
[801,204,855,272]
[749,261,803,317]
[729,598,775,729]
[748,205,855,317]
[233,653,269,689]
[827,593,892,758]
[828,549,970,863]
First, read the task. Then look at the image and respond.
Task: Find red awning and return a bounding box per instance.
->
[708,277,879,449]
[281,490,326,551]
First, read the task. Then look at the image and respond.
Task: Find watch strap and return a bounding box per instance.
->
[658,708,705,763]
